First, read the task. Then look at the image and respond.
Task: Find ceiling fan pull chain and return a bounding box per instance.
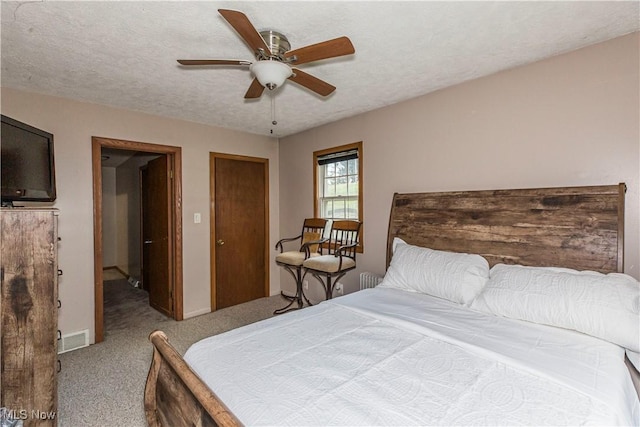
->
[270,95,278,135]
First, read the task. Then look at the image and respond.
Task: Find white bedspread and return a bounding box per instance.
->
[185,288,640,426]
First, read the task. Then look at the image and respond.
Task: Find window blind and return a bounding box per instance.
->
[316,149,358,165]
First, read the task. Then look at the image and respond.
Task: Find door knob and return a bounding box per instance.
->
[144,240,153,244]
[216,239,225,246]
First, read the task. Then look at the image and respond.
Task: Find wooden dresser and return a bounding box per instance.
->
[1,208,59,426]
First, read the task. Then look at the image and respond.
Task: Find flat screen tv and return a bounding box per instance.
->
[1,115,56,205]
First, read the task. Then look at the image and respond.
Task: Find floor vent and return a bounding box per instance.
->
[359,272,384,290]
[58,329,90,354]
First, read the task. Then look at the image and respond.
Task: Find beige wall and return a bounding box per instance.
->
[1,32,637,342]
[279,33,640,300]
[115,153,161,279]
[115,157,137,278]
[101,167,117,267]
[0,89,281,343]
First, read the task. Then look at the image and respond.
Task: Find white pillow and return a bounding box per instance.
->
[378,238,489,305]
[471,263,640,352]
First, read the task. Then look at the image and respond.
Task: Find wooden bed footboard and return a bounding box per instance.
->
[144,330,242,427]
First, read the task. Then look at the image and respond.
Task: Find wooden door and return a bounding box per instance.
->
[212,154,268,310]
[141,155,173,317]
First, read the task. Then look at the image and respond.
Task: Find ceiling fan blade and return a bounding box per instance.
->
[289,69,336,96]
[218,9,271,55]
[285,36,355,66]
[177,59,251,66]
[244,78,265,99]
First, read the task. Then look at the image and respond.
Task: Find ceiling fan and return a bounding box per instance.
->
[177,9,355,99]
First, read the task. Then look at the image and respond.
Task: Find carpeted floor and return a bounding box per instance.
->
[57,282,284,426]
[103,279,169,334]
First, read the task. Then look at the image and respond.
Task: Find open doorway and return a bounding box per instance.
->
[92,137,183,343]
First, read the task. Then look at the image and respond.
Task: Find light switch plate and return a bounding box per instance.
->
[194,213,201,224]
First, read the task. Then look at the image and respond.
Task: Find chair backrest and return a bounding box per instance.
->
[301,218,328,253]
[327,220,361,259]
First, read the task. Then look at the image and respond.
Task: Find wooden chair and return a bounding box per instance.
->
[274,218,329,314]
[302,220,362,301]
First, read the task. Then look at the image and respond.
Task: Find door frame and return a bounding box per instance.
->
[92,136,183,343]
[209,152,269,311]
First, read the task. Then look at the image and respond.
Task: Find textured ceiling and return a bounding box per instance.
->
[1,1,638,138]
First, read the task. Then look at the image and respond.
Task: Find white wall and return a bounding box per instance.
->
[279,33,640,300]
[0,89,281,343]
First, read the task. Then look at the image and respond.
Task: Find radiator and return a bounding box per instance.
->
[359,271,384,290]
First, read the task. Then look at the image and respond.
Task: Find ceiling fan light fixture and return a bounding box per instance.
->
[250,60,292,90]
[178,10,355,100]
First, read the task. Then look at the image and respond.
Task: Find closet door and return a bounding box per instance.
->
[210,154,268,310]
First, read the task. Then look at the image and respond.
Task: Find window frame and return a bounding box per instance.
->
[313,141,363,252]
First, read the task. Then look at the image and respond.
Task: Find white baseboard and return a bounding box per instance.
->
[183,307,211,319]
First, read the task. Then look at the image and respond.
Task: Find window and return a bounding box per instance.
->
[314,141,363,251]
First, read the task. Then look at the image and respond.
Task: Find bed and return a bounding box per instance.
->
[144,183,640,426]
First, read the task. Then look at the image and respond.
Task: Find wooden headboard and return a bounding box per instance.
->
[386,183,626,273]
